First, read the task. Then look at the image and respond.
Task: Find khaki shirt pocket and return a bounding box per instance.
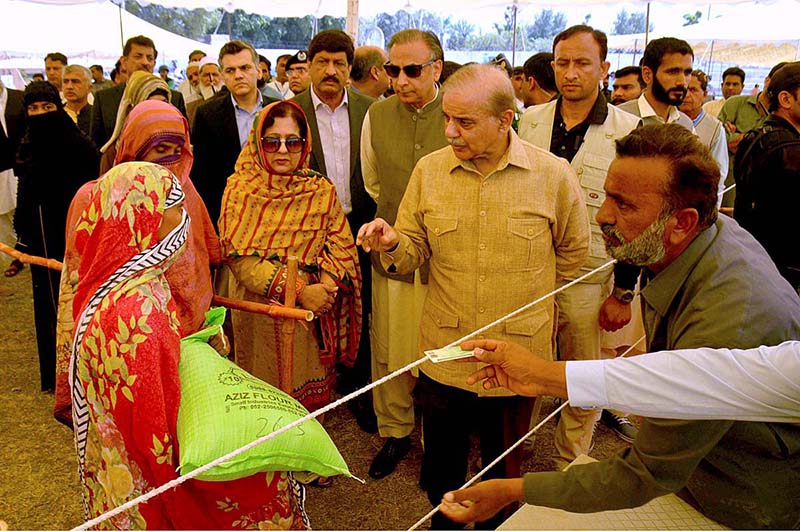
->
[424,214,460,266]
[504,217,550,272]
[504,305,555,359]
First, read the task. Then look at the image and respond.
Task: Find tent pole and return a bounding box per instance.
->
[118,0,125,52]
[645,2,650,45]
[511,1,518,66]
[346,0,359,43]
[707,39,715,79]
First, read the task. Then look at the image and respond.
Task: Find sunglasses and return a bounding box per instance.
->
[383,59,436,79]
[261,136,305,153]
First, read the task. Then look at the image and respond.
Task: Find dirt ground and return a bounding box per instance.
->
[0,267,630,530]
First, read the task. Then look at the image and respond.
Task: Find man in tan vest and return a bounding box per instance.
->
[360,29,448,481]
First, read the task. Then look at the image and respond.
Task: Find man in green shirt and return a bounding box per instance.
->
[439,123,800,529]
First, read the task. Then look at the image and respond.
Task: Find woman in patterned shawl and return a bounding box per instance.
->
[70,161,308,530]
[54,100,221,426]
[219,100,361,413]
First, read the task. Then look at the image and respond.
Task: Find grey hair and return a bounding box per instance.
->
[64,64,92,82]
[441,63,515,118]
[387,29,444,62]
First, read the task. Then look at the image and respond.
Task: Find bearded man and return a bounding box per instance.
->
[440,124,800,530]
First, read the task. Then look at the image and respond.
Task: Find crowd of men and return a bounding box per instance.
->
[1,22,799,530]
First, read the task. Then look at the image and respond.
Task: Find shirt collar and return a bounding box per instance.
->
[311,85,348,111]
[638,93,680,123]
[641,218,718,318]
[414,85,440,112]
[447,129,531,176]
[230,92,263,114]
[691,109,705,127]
[555,92,608,126]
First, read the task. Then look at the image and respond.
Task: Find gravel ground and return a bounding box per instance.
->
[0,267,630,530]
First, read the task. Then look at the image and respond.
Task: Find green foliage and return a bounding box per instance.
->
[528,9,567,40]
[611,8,654,35]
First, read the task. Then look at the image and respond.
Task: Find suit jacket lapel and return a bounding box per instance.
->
[347,88,361,177]
[304,93,326,175]
[222,96,242,155]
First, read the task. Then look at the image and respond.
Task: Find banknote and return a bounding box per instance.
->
[424,346,475,363]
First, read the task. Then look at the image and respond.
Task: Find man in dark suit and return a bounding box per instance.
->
[90,35,186,149]
[293,29,377,432]
[0,80,26,276]
[191,40,279,227]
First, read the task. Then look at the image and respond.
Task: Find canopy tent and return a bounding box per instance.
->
[0,0,209,65]
[3,0,798,69]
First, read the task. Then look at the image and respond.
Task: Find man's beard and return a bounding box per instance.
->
[652,76,687,106]
[199,83,219,99]
[601,211,671,267]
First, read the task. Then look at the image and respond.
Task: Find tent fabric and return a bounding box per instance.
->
[14,0,784,18]
[0,0,208,62]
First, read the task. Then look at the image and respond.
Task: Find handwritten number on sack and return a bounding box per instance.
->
[256,416,305,437]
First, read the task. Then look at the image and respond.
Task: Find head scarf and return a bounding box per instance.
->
[219,100,362,366]
[114,99,221,333]
[23,80,63,110]
[70,161,187,476]
[53,100,220,427]
[101,71,170,153]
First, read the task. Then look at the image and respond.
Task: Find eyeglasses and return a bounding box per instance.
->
[261,136,305,153]
[383,59,436,79]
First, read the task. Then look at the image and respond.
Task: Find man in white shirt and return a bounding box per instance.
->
[457,338,800,424]
[266,53,293,99]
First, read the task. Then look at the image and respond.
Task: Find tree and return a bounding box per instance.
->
[493,6,515,34]
[611,8,653,35]
[528,9,567,40]
[683,11,703,26]
[446,19,475,50]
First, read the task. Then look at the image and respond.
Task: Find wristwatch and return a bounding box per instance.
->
[612,286,635,304]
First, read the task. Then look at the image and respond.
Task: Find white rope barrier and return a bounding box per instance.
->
[71,259,617,530]
[407,333,648,530]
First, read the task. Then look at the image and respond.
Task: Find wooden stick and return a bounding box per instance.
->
[279,257,299,394]
[0,242,63,271]
[0,243,312,322]
[211,295,312,322]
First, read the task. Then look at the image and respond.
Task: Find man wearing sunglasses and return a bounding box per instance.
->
[359,29,448,482]
[357,64,589,529]
[293,29,379,436]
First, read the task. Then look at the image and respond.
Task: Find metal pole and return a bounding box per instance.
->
[645,2,651,45]
[118,0,125,51]
[511,1,518,66]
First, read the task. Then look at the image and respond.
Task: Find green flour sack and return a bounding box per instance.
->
[177,307,351,481]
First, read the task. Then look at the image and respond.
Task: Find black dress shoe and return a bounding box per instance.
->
[349,395,378,434]
[369,436,411,479]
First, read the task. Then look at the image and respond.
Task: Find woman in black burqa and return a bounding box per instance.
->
[14,81,99,392]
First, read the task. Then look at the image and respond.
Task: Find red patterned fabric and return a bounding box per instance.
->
[54,100,220,427]
[71,161,308,530]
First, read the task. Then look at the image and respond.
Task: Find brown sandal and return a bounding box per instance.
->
[4,259,24,277]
